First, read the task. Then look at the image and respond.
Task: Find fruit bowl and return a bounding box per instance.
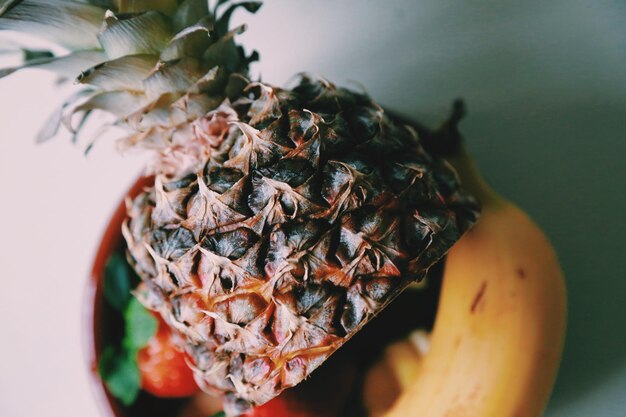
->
[83,140,566,417]
[84,177,449,417]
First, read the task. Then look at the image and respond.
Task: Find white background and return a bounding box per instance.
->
[1,1,625,416]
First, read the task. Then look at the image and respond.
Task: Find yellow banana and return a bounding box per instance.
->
[378,145,567,417]
[364,330,431,417]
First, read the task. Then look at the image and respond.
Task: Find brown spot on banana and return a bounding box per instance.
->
[470,281,487,314]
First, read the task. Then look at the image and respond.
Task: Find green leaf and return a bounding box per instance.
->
[98,346,141,406]
[98,10,172,60]
[143,57,204,100]
[36,89,94,144]
[0,0,105,50]
[225,72,249,101]
[211,412,226,417]
[123,297,158,350]
[214,1,261,36]
[22,49,53,61]
[74,90,146,118]
[77,54,158,92]
[203,24,246,72]
[117,0,178,15]
[0,0,22,16]
[103,252,134,312]
[161,18,214,61]
[214,0,230,12]
[172,0,210,32]
[0,50,107,81]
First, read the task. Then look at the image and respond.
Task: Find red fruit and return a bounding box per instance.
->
[137,317,200,398]
[243,396,315,417]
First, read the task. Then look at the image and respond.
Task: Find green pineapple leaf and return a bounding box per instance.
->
[116,0,178,15]
[214,1,262,36]
[98,11,172,59]
[22,49,54,61]
[124,297,158,351]
[0,0,21,16]
[98,346,141,406]
[0,0,105,50]
[172,0,210,32]
[0,50,107,81]
[225,72,249,101]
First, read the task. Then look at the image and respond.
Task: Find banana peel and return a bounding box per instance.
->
[364,331,430,417]
[367,145,567,417]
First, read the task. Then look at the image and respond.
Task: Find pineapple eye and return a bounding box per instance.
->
[341,291,367,333]
[207,167,244,193]
[150,227,196,261]
[279,195,296,217]
[259,158,314,187]
[363,277,394,303]
[203,228,258,260]
[220,275,234,291]
[214,294,268,326]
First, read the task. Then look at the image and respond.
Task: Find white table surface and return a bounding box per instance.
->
[1,1,625,416]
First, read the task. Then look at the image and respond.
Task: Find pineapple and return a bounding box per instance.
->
[1,1,479,415]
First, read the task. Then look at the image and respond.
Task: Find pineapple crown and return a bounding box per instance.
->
[0,0,261,151]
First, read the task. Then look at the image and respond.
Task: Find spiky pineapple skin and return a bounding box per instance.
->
[124,77,478,415]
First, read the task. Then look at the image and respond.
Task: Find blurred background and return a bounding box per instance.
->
[0,0,624,416]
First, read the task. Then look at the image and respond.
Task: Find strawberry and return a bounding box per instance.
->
[137,317,200,398]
